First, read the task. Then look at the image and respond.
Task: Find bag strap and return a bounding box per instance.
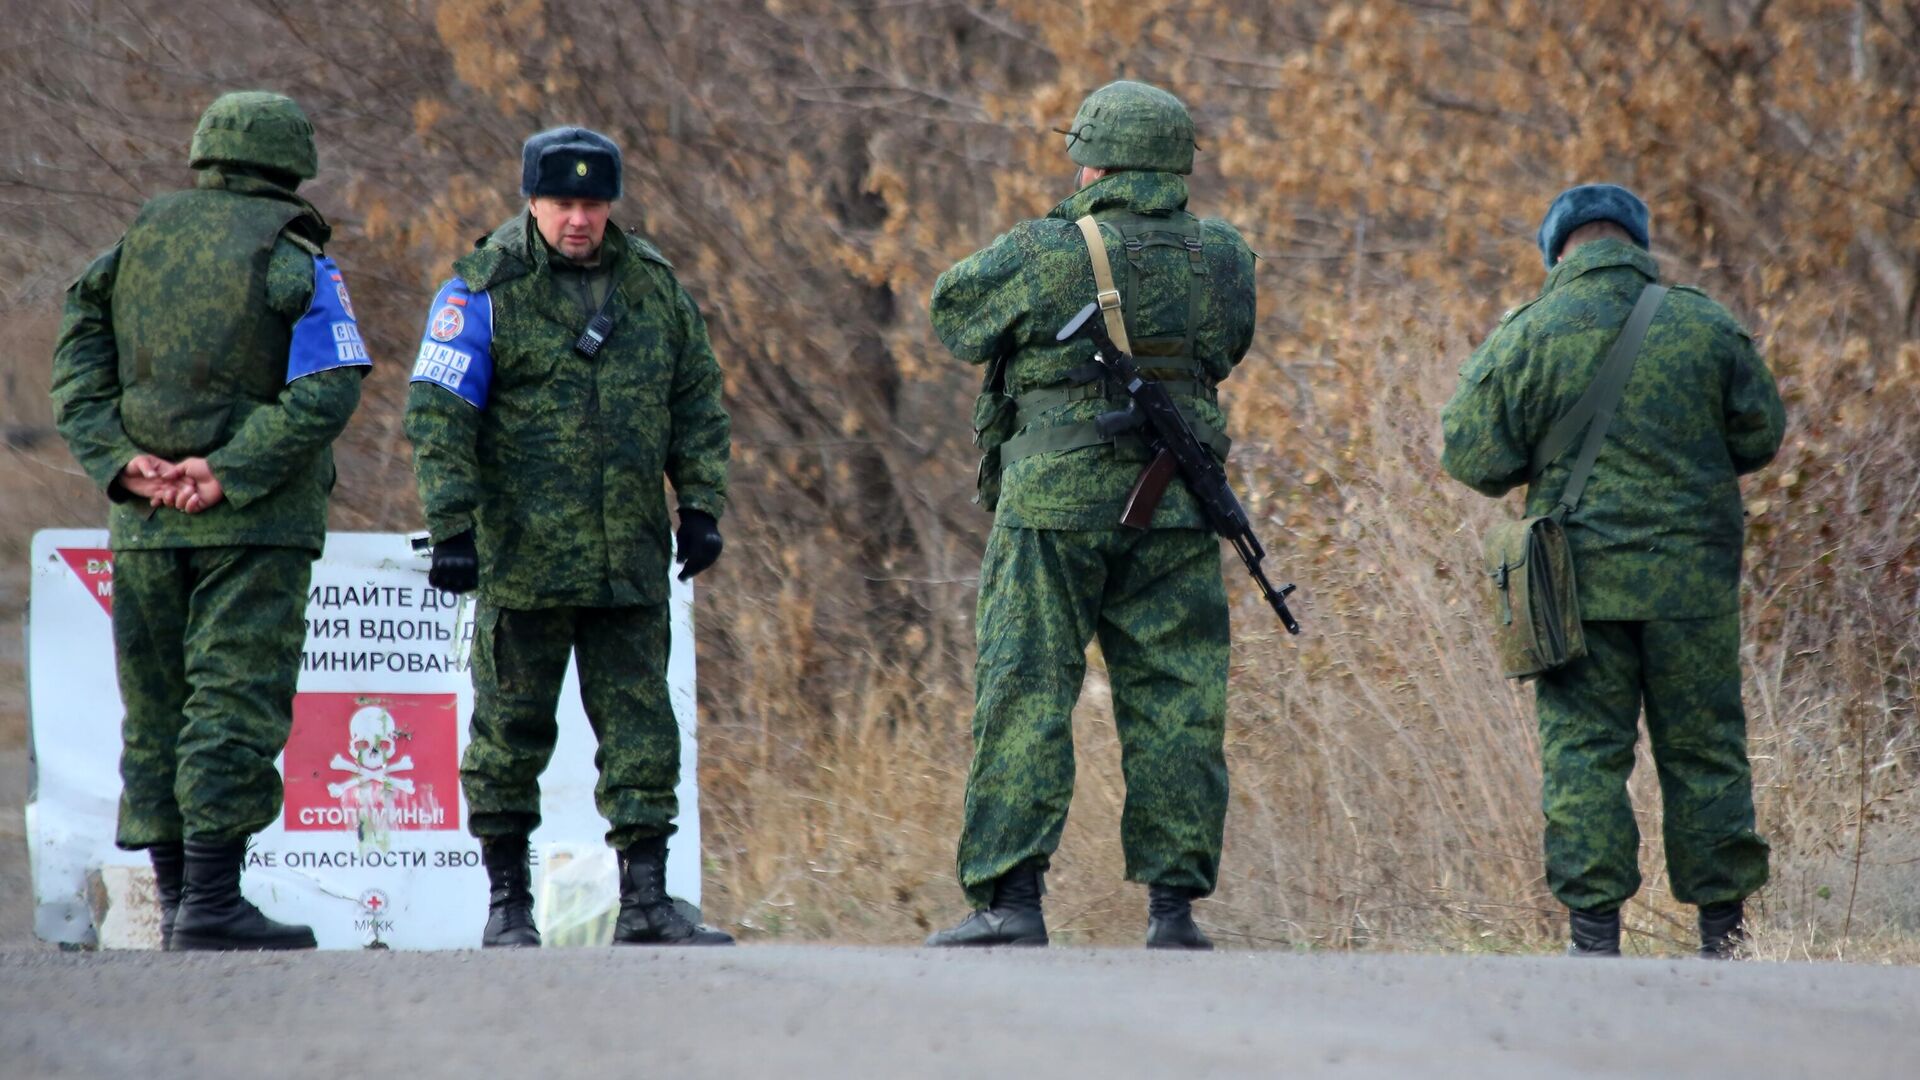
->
[1075,215,1133,354]
[1532,284,1666,520]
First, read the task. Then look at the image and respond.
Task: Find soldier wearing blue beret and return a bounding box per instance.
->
[1443,184,1786,958]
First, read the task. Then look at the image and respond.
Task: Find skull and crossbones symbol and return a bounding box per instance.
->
[327,706,415,797]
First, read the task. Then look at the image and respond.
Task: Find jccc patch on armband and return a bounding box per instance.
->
[287,256,374,382]
[410,277,494,409]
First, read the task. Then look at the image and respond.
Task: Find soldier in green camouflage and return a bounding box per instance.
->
[1441,183,1786,958]
[926,81,1257,950]
[405,126,733,947]
[50,92,369,950]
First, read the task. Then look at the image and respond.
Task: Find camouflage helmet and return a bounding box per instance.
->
[1062,80,1196,175]
[188,92,318,180]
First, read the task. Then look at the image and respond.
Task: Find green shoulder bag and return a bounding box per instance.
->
[1483,283,1667,680]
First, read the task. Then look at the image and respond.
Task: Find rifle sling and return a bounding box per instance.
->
[1076,215,1133,354]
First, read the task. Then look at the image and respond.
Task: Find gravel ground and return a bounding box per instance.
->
[5,741,1916,1079]
[3,941,1916,1079]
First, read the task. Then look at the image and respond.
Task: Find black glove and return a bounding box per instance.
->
[674,509,723,581]
[428,530,479,594]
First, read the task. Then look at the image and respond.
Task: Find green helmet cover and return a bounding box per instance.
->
[1063,80,1196,175]
[188,92,318,180]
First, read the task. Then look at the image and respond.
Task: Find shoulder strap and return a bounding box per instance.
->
[1175,215,1205,376]
[625,232,673,268]
[281,229,322,257]
[1074,215,1132,354]
[1538,284,1667,520]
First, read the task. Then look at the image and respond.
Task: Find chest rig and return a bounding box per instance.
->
[999,209,1226,464]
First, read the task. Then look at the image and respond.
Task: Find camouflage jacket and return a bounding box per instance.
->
[405,213,731,609]
[50,169,365,553]
[1441,239,1787,620]
[930,171,1257,530]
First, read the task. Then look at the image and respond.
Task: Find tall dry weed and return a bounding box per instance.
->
[698,282,1918,956]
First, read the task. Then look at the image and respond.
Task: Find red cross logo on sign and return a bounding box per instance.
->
[430,304,464,342]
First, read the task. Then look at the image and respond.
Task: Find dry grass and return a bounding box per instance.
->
[2,312,97,746]
[694,288,1920,959]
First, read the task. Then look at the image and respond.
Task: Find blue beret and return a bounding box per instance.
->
[521,126,621,201]
[1537,184,1649,268]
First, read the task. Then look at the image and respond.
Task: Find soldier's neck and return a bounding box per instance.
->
[536,229,605,271]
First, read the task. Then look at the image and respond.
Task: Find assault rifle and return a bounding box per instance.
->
[1057,301,1302,634]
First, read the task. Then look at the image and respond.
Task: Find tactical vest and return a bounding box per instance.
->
[999,210,1225,464]
[114,189,306,459]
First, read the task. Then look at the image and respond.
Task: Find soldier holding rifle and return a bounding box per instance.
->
[927,81,1294,950]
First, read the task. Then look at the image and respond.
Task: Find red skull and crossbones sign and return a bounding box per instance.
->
[327,706,415,798]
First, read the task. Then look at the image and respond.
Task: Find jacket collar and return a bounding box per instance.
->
[536,225,625,275]
[505,211,629,272]
[1048,170,1190,222]
[1544,238,1658,294]
[193,166,332,246]
[458,211,630,291]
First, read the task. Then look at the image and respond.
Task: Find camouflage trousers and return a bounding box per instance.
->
[462,601,680,849]
[957,524,1230,908]
[112,546,314,849]
[1536,614,1770,913]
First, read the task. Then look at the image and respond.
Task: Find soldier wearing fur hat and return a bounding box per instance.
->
[49,91,371,950]
[404,126,733,947]
[1441,183,1786,958]
[926,81,1259,949]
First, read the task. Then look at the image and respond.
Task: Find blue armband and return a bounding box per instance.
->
[286,256,372,382]
[410,277,494,409]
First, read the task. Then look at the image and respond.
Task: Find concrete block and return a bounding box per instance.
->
[85,864,163,950]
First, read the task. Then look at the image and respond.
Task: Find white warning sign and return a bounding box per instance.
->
[25,529,703,949]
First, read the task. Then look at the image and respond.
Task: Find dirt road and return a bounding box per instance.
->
[3,941,1916,1078]
[4,739,1915,1080]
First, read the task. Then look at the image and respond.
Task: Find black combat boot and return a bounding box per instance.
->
[1145,885,1214,951]
[480,836,540,948]
[612,837,734,946]
[924,861,1049,947]
[149,842,184,951]
[1567,908,1621,957]
[1698,901,1746,960]
[170,839,317,951]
